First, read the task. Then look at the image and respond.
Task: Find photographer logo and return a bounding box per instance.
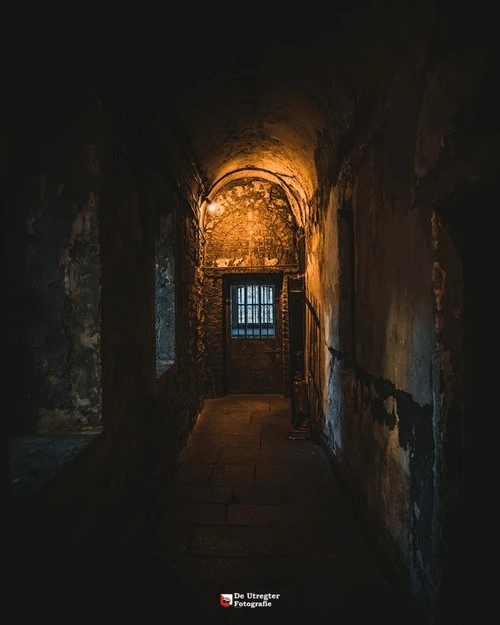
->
[220,594,233,607]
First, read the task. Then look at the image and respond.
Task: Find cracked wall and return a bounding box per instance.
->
[8,101,104,434]
[304,19,499,623]
[203,178,299,270]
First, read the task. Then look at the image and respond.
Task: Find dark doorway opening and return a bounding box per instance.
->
[435,179,499,625]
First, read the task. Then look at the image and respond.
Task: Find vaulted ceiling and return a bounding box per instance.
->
[10,0,439,221]
[133,1,434,220]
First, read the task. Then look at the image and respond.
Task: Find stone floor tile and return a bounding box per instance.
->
[189,525,288,557]
[227,503,301,526]
[255,464,297,485]
[188,434,262,448]
[164,555,260,583]
[231,484,289,504]
[161,484,233,504]
[196,412,252,425]
[171,462,214,485]
[212,463,255,486]
[178,444,222,463]
[160,502,227,525]
[194,422,263,436]
[218,447,270,464]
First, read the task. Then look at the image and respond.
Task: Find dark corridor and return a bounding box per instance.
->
[5,1,500,624]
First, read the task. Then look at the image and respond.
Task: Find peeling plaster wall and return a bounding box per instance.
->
[8,101,104,434]
[305,19,499,623]
[202,178,299,396]
[7,22,109,435]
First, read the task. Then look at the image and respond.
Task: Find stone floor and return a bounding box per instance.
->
[119,394,427,622]
[7,395,428,623]
[8,431,101,499]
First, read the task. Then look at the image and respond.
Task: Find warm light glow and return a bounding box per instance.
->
[208,202,217,212]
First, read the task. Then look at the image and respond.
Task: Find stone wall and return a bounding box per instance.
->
[304,13,500,623]
[155,174,176,375]
[7,36,104,434]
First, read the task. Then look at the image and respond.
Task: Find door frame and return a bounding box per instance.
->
[223,273,283,394]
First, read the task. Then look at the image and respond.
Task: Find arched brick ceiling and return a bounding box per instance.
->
[143,1,356,219]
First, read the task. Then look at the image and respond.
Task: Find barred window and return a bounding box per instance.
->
[230,283,276,338]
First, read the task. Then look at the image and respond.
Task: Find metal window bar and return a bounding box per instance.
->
[231,283,275,337]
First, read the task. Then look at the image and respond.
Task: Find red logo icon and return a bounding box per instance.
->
[220,594,233,607]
